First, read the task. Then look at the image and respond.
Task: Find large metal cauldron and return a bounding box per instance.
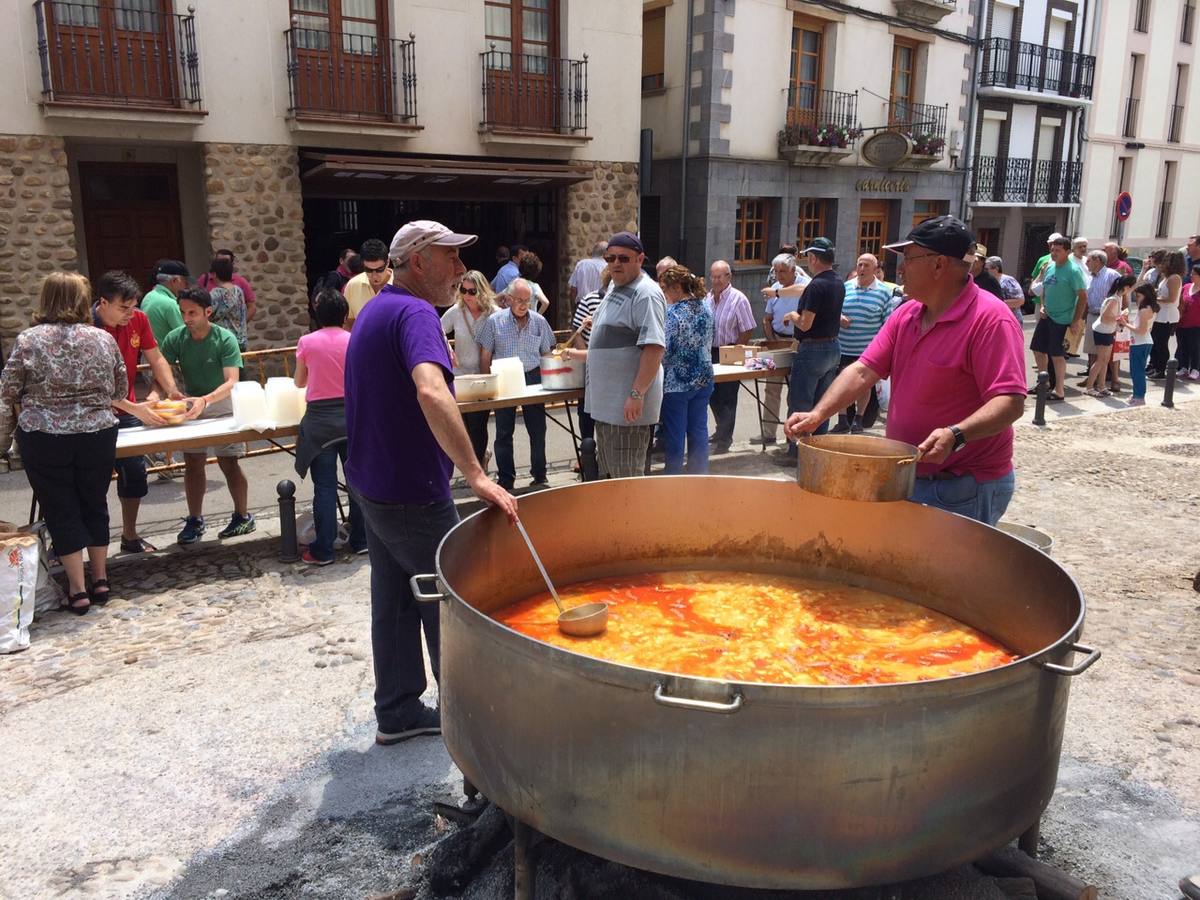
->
[416,476,1097,890]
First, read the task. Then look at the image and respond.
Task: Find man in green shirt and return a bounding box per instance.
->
[1029,236,1087,401]
[141,260,189,345]
[159,288,255,545]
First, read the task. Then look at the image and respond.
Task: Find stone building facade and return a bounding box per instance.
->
[0,135,77,341]
[0,0,643,344]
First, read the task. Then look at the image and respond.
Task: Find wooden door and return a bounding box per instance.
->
[484,0,559,131]
[45,0,177,105]
[787,17,823,129]
[290,0,390,118]
[79,163,184,286]
[889,39,917,125]
[857,200,890,259]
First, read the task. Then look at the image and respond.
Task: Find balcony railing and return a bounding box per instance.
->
[971,156,1080,205]
[1170,104,1184,142]
[480,47,587,134]
[971,156,1033,203]
[1157,201,1172,238]
[1123,96,1140,138]
[285,28,417,122]
[886,100,948,155]
[34,0,201,108]
[978,37,1095,101]
[782,88,860,146]
[1031,159,1082,204]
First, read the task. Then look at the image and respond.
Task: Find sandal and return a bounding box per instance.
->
[119,536,158,553]
[63,591,90,615]
[89,579,111,606]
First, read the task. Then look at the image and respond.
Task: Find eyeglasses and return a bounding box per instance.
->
[902,252,941,264]
[603,254,635,265]
[460,286,478,296]
[364,264,388,274]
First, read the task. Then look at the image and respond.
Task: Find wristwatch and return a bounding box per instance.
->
[948,425,966,452]
[629,388,643,400]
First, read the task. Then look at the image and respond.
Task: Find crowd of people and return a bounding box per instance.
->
[3,208,1197,741]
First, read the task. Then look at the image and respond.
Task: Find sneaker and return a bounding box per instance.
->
[376,705,441,745]
[350,544,369,556]
[749,435,777,446]
[301,549,333,566]
[1128,397,1146,406]
[119,536,158,553]
[771,449,798,467]
[849,421,864,434]
[529,477,549,489]
[829,420,851,434]
[177,516,206,545]
[1191,369,1200,380]
[218,513,256,539]
[711,442,732,454]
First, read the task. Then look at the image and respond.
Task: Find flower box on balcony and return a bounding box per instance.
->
[779,144,855,166]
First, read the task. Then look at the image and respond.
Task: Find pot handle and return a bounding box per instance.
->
[410,574,446,604]
[1037,641,1101,676]
[653,681,744,714]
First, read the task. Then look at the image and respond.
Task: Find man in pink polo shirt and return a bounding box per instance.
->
[784,216,1026,525]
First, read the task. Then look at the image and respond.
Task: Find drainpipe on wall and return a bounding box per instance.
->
[1073,0,1100,238]
[959,0,984,222]
[678,0,695,265]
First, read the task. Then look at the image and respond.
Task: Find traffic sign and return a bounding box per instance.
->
[1116,191,1133,222]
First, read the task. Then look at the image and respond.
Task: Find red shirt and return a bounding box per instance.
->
[859,280,1026,482]
[1180,283,1200,329]
[1114,260,1134,276]
[98,309,157,402]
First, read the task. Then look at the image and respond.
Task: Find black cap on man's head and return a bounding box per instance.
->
[884,215,975,259]
[154,259,190,279]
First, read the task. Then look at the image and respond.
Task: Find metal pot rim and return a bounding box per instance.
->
[434,477,1090,698]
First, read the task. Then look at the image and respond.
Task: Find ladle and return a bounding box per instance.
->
[514,517,609,637]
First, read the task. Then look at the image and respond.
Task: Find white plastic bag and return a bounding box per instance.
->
[0,533,40,654]
[875,378,891,411]
[23,522,64,616]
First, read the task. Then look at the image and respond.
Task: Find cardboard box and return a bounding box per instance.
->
[718,344,759,365]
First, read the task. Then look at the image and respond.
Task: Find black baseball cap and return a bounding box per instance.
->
[154,259,190,278]
[607,231,645,255]
[884,215,975,259]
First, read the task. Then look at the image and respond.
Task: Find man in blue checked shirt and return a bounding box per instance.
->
[478,278,556,490]
[832,253,892,433]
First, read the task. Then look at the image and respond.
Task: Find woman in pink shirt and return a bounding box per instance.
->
[293,289,365,564]
[1175,265,1200,379]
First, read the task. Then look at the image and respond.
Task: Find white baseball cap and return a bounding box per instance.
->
[389,220,477,262]
[1047,232,1065,243]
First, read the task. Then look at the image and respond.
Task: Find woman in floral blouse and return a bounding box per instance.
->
[0,272,126,614]
[658,265,715,474]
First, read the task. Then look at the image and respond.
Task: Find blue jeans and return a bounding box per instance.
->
[352,491,459,732]
[911,471,1015,526]
[786,339,841,454]
[494,367,546,488]
[661,384,714,474]
[308,444,365,561]
[1130,343,1151,398]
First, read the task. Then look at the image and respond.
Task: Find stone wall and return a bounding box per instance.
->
[202,143,308,348]
[0,135,78,342]
[557,160,640,327]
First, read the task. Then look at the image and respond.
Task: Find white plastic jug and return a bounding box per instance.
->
[265,377,303,426]
[491,357,527,398]
[231,381,268,426]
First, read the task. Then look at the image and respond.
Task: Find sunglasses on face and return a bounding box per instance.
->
[364,264,388,274]
[604,254,635,265]
[460,286,478,296]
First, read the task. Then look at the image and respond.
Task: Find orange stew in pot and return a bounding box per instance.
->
[494,571,1016,685]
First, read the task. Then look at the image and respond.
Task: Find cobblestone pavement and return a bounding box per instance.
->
[0,374,1198,900]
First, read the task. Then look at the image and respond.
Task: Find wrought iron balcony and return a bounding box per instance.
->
[886,100,948,156]
[781,88,860,145]
[480,47,587,135]
[34,0,201,109]
[971,156,1081,205]
[979,38,1094,101]
[285,27,417,123]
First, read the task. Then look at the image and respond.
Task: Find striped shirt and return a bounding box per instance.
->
[839,277,893,356]
[571,288,604,345]
[703,285,755,347]
[476,307,555,372]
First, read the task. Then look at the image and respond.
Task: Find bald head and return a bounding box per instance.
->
[855,253,879,284]
[709,260,731,293]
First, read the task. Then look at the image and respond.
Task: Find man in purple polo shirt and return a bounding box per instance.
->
[785,216,1026,525]
[345,219,518,746]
